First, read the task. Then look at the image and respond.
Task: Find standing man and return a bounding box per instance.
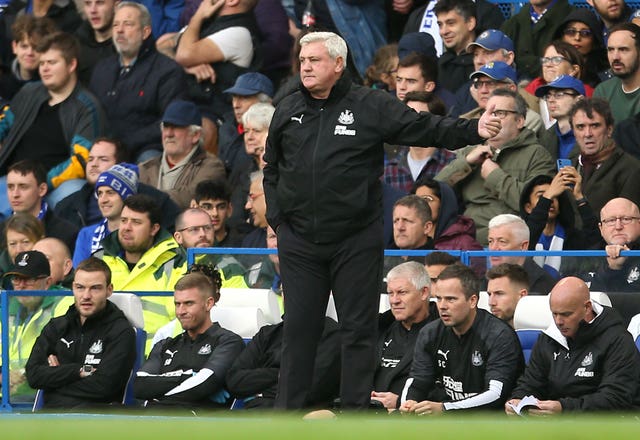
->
[75,0,117,85]
[25,257,136,408]
[264,31,499,409]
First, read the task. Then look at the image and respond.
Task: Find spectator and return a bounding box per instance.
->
[506,276,640,414]
[134,271,244,408]
[486,263,529,328]
[436,89,555,245]
[90,2,187,163]
[487,214,557,295]
[400,264,524,414]
[33,237,73,289]
[587,0,636,41]
[392,195,434,252]
[25,257,136,408]
[138,100,225,209]
[242,170,267,249]
[364,43,398,94]
[75,0,116,85]
[501,0,575,80]
[0,213,44,289]
[190,179,244,247]
[424,251,460,284]
[244,225,280,290]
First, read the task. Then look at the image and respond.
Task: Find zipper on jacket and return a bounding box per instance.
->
[311,107,325,239]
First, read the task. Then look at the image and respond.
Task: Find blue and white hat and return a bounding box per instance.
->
[95,163,139,200]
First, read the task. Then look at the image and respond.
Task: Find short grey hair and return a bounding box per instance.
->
[300,32,348,69]
[488,214,529,243]
[242,103,275,131]
[249,169,264,187]
[387,261,431,291]
[116,1,152,29]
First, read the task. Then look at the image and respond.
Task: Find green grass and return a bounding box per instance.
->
[1,412,639,440]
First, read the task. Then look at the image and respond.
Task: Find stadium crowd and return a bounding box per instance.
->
[1,0,640,414]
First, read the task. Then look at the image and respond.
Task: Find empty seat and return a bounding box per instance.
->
[218,288,282,324]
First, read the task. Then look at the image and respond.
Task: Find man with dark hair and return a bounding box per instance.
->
[0,32,107,211]
[400,264,524,414]
[75,0,117,85]
[54,138,181,231]
[134,272,244,408]
[98,193,185,351]
[395,52,455,110]
[587,0,636,41]
[1,160,79,253]
[191,179,243,247]
[486,263,529,328]
[392,195,434,251]
[434,0,478,93]
[424,251,460,283]
[25,257,136,408]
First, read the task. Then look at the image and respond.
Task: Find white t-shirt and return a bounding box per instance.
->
[206,26,253,68]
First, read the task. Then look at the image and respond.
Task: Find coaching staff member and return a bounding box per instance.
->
[263,31,501,410]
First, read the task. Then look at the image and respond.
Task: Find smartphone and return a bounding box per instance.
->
[82,365,93,373]
[557,158,572,170]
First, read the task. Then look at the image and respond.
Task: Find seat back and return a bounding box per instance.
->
[516,329,541,364]
[514,295,552,330]
[210,306,268,339]
[590,291,612,307]
[477,291,490,312]
[379,293,390,314]
[218,288,282,324]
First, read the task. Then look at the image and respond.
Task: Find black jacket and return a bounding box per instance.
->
[264,73,483,244]
[75,20,116,86]
[226,317,341,408]
[438,50,474,94]
[25,301,136,408]
[510,306,640,411]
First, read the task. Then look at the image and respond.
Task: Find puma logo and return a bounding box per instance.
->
[165,349,178,358]
[291,114,304,124]
[553,352,560,361]
[437,349,450,361]
[60,338,74,349]
[384,339,392,347]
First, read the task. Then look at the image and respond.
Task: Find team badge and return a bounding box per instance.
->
[198,344,212,355]
[89,340,103,354]
[471,350,483,366]
[581,352,593,367]
[338,109,354,125]
[17,253,29,266]
[627,267,639,284]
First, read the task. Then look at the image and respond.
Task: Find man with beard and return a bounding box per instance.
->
[587,0,637,41]
[593,23,640,124]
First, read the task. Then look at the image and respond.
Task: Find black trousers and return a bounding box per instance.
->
[274,220,383,409]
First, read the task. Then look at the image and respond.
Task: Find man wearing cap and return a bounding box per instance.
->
[89,1,187,163]
[535,75,586,161]
[218,72,274,176]
[451,29,516,117]
[72,163,140,267]
[436,89,555,245]
[461,61,543,136]
[0,250,62,398]
[138,100,225,210]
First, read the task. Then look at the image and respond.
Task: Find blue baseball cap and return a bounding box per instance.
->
[224,72,274,97]
[398,32,437,60]
[534,75,586,97]
[467,29,514,52]
[470,61,517,83]
[162,100,202,126]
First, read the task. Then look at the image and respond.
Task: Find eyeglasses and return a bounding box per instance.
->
[11,276,47,287]
[177,224,214,234]
[563,28,593,38]
[599,216,640,227]
[472,79,507,90]
[490,109,520,119]
[246,192,264,203]
[542,90,579,101]
[541,56,569,66]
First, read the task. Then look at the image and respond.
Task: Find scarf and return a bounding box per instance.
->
[534,222,565,278]
[90,219,109,254]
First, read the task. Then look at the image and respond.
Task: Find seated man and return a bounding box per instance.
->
[33,237,74,288]
[372,261,439,411]
[400,264,524,414]
[391,195,434,251]
[134,272,244,408]
[506,277,640,414]
[24,257,136,408]
[486,263,529,328]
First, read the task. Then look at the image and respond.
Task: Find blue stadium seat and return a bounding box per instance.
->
[516,329,541,364]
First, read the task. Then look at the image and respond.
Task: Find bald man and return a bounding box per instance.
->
[589,197,640,292]
[506,277,640,415]
[33,237,74,288]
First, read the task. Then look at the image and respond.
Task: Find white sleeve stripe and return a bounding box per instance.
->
[443,379,504,411]
[165,368,214,396]
[400,377,414,405]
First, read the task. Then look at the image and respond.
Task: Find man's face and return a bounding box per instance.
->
[174,210,214,248]
[97,186,125,221]
[607,30,640,79]
[572,109,613,157]
[483,95,524,146]
[118,206,159,254]
[86,141,118,185]
[414,185,441,223]
[13,275,48,311]
[599,199,640,245]
[387,276,429,327]
[395,65,431,101]
[232,95,259,125]
[589,0,626,23]
[7,171,47,215]
[487,276,525,325]
[545,88,581,120]
[524,183,559,221]
[6,230,36,263]
[487,224,528,266]
[162,124,198,159]
[245,179,267,228]
[472,46,511,71]
[299,41,343,99]
[33,240,72,285]
[435,277,477,331]
[12,37,39,72]
[175,287,213,335]
[267,225,279,266]
[471,74,510,109]
[39,49,76,93]
[112,6,150,60]
[73,269,112,322]
[437,9,475,54]
[84,0,116,33]
[244,121,268,157]
[550,291,590,339]
[393,205,431,249]
[195,198,231,235]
